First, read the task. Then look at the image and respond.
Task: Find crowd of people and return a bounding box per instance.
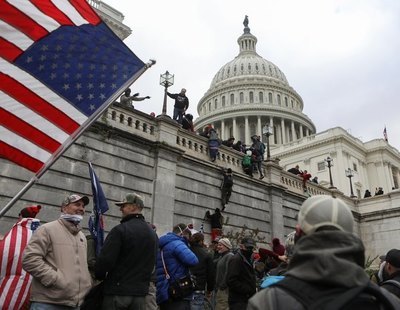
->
[2,194,400,309]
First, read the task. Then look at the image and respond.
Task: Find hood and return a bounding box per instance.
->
[159,232,186,248]
[286,230,369,288]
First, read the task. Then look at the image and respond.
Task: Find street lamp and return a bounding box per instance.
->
[325,156,336,189]
[262,124,273,161]
[345,168,357,198]
[159,71,174,115]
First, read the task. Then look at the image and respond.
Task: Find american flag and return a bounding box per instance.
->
[0,218,40,309]
[88,161,109,256]
[0,0,147,174]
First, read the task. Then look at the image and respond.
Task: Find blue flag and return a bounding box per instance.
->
[88,162,109,256]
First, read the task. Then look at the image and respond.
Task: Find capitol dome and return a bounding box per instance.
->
[194,17,316,147]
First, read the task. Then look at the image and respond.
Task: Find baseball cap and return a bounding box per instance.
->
[115,193,144,208]
[298,195,354,235]
[218,238,232,250]
[241,237,256,248]
[385,249,400,268]
[62,194,89,207]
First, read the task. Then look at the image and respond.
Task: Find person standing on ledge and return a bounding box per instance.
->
[167,88,189,124]
[120,88,150,108]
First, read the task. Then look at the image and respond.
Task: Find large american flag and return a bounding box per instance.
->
[0,0,147,174]
[0,218,40,309]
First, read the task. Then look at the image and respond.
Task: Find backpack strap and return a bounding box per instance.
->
[381,279,400,289]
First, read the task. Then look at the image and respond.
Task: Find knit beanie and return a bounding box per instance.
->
[19,205,42,218]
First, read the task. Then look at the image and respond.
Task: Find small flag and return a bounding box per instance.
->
[88,162,109,256]
[0,0,146,174]
[0,218,40,309]
[383,126,388,142]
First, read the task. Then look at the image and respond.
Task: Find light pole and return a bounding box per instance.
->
[262,124,273,161]
[325,156,336,189]
[345,168,357,198]
[159,71,174,116]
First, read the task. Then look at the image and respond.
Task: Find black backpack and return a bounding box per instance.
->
[224,174,233,187]
[272,276,398,310]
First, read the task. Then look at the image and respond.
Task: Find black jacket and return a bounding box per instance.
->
[227,251,256,303]
[95,213,158,296]
[381,271,400,298]
[167,92,189,110]
[189,244,215,292]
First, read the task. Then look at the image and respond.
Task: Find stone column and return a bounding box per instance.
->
[299,124,303,139]
[270,116,274,145]
[291,121,295,142]
[306,128,309,136]
[221,119,225,140]
[281,119,286,144]
[257,116,262,137]
[233,117,237,140]
[245,116,249,145]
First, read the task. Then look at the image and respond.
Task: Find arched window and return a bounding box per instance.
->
[259,92,264,103]
[230,94,234,105]
[291,100,294,108]
[268,92,273,103]
[249,91,254,103]
[208,102,211,111]
[240,92,244,104]
[285,97,288,107]
[222,96,226,107]
[214,99,218,109]
[277,94,281,105]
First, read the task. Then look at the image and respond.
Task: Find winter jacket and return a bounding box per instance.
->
[215,251,234,290]
[248,230,400,309]
[167,92,189,110]
[380,271,400,298]
[227,251,257,304]
[156,232,199,304]
[190,244,215,292]
[205,211,223,229]
[95,213,158,296]
[22,219,92,307]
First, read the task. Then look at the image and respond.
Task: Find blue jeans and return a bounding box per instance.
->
[190,292,205,310]
[173,107,185,124]
[30,302,80,310]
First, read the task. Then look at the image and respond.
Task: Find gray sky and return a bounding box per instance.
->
[105,0,400,150]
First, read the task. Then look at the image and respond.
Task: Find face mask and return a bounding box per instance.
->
[60,214,83,224]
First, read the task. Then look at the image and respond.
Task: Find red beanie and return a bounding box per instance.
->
[19,205,42,218]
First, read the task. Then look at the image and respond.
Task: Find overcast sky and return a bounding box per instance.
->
[104,0,400,151]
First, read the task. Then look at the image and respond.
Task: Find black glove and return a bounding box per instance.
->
[133,92,139,97]
[145,96,150,99]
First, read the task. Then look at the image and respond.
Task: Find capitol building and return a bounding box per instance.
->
[194,18,400,198]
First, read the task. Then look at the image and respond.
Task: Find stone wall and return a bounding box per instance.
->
[1,105,400,259]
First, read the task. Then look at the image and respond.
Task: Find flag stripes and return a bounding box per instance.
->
[1,0,146,173]
[0,218,40,309]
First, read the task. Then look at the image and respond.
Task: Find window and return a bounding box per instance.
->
[291,100,294,108]
[285,97,288,107]
[317,162,325,171]
[222,96,226,107]
[240,92,244,104]
[353,163,358,172]
[214,99,218,109]
[230,94,234,105]
[249,92,254,103]
[268,92,272,103]
[277,94,281,105]
[259,92,263,103]
[208,102,211,111]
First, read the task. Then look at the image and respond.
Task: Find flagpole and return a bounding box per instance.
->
[0,60,156,219]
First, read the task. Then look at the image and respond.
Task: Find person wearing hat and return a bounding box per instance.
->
[23,194,92,309]
[250,135,265,180]
[380,249,400,298]
[248,195,400,309]
[95,193,158,310]
[226,237,257,310]
[214,238,233,310]
[1,205,42,309]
